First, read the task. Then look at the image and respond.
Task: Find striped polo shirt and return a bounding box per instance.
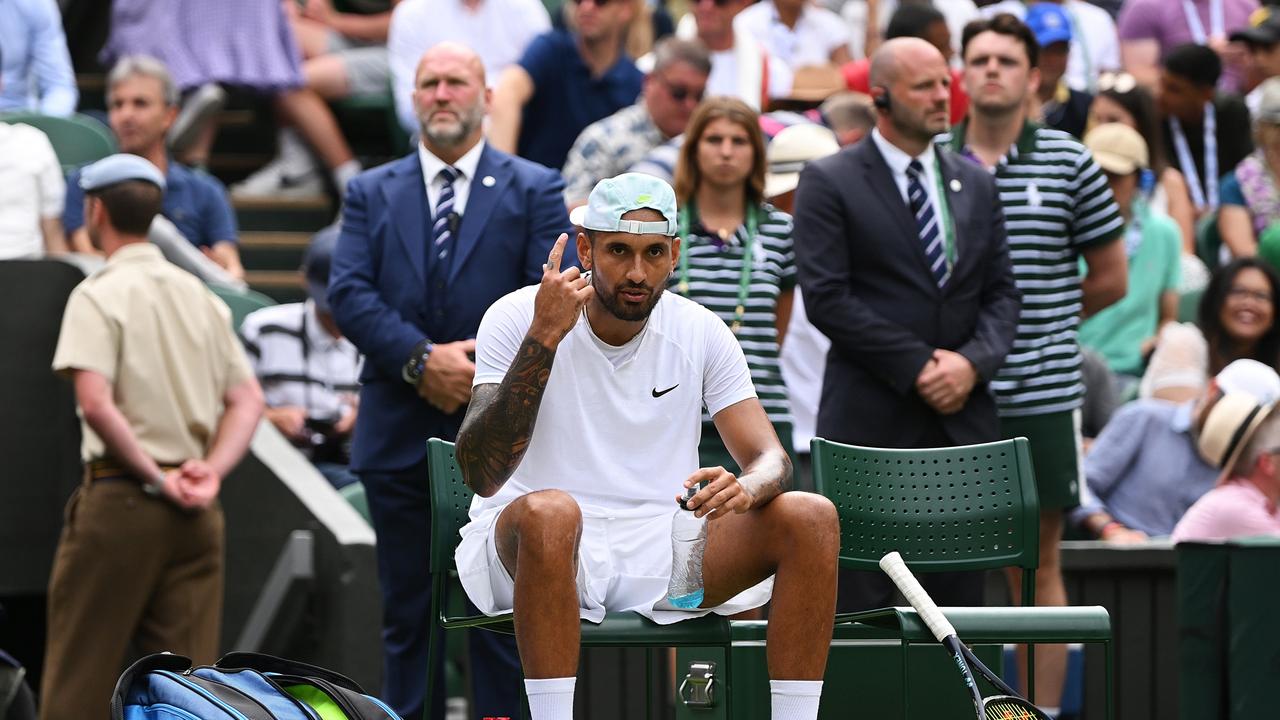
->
[945,121,1124,417]
[239,301,363,421]
[670,201,796,426]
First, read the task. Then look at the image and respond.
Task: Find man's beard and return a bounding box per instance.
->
[592,270,665,322]
[422,102,484,147]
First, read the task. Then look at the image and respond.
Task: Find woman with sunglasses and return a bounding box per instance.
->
[1088,71,1199,257]
[671,96,796,472]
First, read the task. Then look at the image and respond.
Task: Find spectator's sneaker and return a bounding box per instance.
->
[168,83,227,156]
[231,157,325,199]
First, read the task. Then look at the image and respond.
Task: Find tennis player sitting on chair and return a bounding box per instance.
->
[454,173,840,720]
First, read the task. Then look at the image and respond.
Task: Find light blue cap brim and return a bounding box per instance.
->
[79,154,167,192]
[569,173,678,236]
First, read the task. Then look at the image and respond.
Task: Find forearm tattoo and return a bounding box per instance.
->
[455,336,556,496]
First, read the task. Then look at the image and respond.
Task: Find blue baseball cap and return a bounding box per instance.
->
[568,173,678,236]
[302,224,339,314]
[1025,3,1073,48]
[78,153,166,192]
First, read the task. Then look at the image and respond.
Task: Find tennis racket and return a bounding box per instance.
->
[878,551,1051,720]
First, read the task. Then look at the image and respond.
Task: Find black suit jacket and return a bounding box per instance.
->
[793,137,1020,448]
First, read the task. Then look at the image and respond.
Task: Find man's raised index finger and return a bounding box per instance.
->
[546,233,569,273]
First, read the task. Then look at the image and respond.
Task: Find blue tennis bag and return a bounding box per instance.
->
[111,651,401,720]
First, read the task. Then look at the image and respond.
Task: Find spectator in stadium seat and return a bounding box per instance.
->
[1230,6,1280,114]
[1088,73,1200,256]
[0,0,78,116]
[666,0,793,110]
[39,154,263,720]
[0,121,67,258]
[562,38,710,208]
[1174,390,1280,542]
[1157,44,1254,243]
[767,123,841,492]
[327,42,571,720]
[62,57,245,279]
[793,36,1019,609]
[1219,78,1280,258]
[841,3,971,126]
[388,0,551,133]
[1199,257,1280,373]
[978,0,1121,95]
[231,0,403,200]
[489,0,643,170]
[1078,123,1181,381]
[733,0,851,69]
[1076,358,1280,542]
[1118,0,1259,93]
[239,227,362,490]
[949,14,1127,710]
[1026,3,1093,139]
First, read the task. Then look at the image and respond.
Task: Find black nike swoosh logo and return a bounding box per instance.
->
[652,384,679,398]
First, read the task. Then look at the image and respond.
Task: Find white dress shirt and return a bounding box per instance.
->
[871,127,944,217]
[734,0,850,69]
[417,139,487,218]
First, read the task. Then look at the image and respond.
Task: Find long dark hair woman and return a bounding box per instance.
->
[671,96,796,471]
[1199,257,1280,374]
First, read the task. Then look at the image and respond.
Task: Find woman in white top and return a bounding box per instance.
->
[0,122,67,259]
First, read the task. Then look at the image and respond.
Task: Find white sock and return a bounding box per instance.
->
[525,677,576,720]
[278,127,312,170]
[770,679,822,720]
[332,159,362,198]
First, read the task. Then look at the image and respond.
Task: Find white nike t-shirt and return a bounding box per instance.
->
[471,284,757,518]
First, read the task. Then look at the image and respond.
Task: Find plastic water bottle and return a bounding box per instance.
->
[667,485,708,609]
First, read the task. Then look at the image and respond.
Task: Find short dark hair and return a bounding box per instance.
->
[89,180,163,236]
[1164,43,1222,88]
[886,3,947,41]
[961,13,1040,68]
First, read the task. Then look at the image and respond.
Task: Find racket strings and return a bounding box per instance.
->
[983,698,1044,719]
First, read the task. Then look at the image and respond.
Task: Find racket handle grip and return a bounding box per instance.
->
[879,551,958,643]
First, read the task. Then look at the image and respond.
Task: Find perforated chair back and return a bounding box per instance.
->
[426,438,475,574]
[1,112,117,171]
[812,437,1040,582]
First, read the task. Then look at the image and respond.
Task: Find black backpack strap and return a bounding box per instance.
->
[214,652,366,694]
[110,653,192,720]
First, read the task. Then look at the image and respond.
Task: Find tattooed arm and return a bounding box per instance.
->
[680,398,792,519]
[456,232,592,497]
[456,337,557,497]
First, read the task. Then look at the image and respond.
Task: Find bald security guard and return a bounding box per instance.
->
[39,154,264,720]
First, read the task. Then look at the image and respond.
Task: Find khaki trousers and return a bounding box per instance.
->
[38,479,224,720]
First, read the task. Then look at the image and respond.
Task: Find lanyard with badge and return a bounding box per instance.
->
[1182,0,1225,44]
[928,156,959,269]
[1170,103,1219,211]
[676,202,759,335]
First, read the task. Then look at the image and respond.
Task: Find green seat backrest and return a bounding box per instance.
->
[339,481,371,524]
[1,112,117,172]
[426,439,475,574]
[209,285,277,331]
[1196,211,1223,273]
[1179,287,1204,324]
[811,437,1040,576]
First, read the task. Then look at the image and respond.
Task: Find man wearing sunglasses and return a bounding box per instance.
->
[563,38,711,209]
[489,0,644,170]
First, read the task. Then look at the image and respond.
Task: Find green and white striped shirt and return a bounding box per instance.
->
[946,121,1124,417]
[671,202,796,425]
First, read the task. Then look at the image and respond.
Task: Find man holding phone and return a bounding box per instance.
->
[455,173,840,720]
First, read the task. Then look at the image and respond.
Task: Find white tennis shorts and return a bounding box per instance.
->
[456,502,774,625]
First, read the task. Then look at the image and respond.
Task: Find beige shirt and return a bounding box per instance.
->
[52,243,254,462]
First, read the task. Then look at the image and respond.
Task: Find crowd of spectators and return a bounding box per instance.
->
[12,0,1280,718]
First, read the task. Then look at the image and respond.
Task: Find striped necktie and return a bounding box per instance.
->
[432,166,459,262]
[907,159,948,287]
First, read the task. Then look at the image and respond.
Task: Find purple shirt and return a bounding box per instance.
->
[1117,0,1260,92]
[1171,479,1280,543]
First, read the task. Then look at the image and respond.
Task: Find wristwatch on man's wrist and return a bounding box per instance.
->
[402,339,435,385]
[142,472,165,497]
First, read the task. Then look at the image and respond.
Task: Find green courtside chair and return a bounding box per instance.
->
[209,284,276,331]
[809,437,1114,718]
[425,439,734,717]
[0,112,116,172]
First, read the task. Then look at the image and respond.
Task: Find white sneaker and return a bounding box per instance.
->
[231,156,325,199]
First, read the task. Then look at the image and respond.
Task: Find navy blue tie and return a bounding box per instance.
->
[907,159,948,287]
[432,166,459,262]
